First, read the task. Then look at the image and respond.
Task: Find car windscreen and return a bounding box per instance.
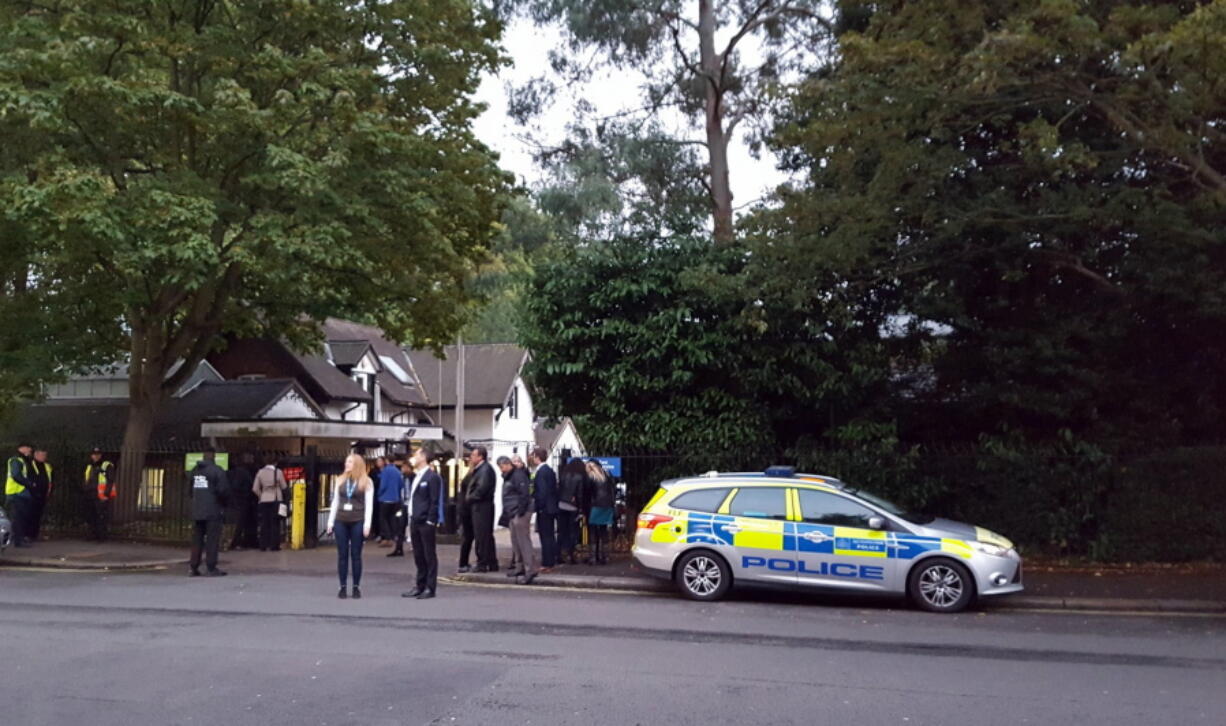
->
[846,488,935,525]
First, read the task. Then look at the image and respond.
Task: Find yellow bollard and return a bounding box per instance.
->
[291,481,306,550]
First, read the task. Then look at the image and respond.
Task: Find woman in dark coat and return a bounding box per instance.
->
[556,458,586,565]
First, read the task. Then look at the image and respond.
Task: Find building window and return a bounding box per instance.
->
[138,468,165,512]
[506,385,519,420]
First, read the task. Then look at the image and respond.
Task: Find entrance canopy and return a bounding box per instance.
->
[200,418,443,442]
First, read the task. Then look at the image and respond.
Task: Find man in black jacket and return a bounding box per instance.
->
[188,447,228,577]
[499,456,537,584]
[402,449,442,599]
[529,447,559,571]
[464,446,498,572]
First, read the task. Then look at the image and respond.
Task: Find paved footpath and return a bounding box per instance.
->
[3,533,1223,613]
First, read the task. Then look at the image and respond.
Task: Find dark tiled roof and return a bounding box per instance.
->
[292,353,371,402]
[376,371,417,406]
[323,318,428,406]
[3,380,317,451]
[327,341,372,368]
[406,344,527,408]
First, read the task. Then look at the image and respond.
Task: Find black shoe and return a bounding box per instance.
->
[271,547,281,552]
[338,587,347,599]
[189,568,200,577]
[417,590,435,600]
[522,573,537,586]
[351,586,361,599]
[402,588,423,598]
[206,569,227,577]
[475,565,489,573]
[387,549,404,558]
[488,565,499,572]
[259,548,268,552]
[506,569,521,578]
[456,565,471,573]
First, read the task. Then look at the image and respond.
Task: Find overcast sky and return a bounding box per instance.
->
[471,18,791,213]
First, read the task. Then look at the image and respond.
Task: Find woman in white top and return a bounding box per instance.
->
[326,453,374,599]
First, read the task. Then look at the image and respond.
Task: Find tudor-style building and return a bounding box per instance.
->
[21,318,443,456]
[407,343,586,465]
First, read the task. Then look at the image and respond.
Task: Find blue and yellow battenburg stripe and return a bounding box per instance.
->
[650,484,1009,559]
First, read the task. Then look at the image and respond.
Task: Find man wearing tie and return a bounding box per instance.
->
[402,448,442,600]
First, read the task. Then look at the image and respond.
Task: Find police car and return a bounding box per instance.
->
[632,467,1022,612]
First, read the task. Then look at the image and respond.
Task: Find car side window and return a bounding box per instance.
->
[798,489,879,528]
[669,488,729,513]
[728,488,787,520]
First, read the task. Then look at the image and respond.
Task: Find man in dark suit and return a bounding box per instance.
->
[529,447,559,571]
[402,448,443,599]
[465,446,499,572]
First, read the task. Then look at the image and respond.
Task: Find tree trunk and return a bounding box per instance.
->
[698,0,734,246]
[116,325,169,522]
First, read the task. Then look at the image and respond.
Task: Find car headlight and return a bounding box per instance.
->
[972,541,1011,558]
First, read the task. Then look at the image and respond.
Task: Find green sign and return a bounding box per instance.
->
[185,452,230,470]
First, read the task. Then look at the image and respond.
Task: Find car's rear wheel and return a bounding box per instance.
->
[908,558,975,613]
[675,550,731,601]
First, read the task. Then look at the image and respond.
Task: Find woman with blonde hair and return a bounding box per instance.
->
[326,453,374,599]
[584,460,615,565]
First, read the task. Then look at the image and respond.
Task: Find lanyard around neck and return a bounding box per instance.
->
[345,479,356,499]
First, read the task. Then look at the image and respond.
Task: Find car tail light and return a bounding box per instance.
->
[637,513,674,530]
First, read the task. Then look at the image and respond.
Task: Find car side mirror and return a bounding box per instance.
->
[868,516,886,531]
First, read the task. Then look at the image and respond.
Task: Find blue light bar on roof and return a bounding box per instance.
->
[764,465,796,478]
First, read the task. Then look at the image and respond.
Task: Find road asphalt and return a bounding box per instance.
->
[0,566,1222,726]
[4,535,1223,613]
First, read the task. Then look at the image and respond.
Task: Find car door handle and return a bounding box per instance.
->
[801,531,833,542]
[724,524,743,533]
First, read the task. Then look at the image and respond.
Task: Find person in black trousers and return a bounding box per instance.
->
[456,457,475,573]
[464,446,498,572]
[227,452,258,550]
[187,447,228,577]
[556,457,586,565]
[529,447,559,571]
[28,448,53,542]
[402,449,442,599]
[252,454,287,551]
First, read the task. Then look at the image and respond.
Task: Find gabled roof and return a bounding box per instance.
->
[326,340,372,368]
[187,379,325,420]
[407,344,528,408]
[534,417,584,454]
[6,379,325,450]
[292,352,372,402]
[323,318,429,406]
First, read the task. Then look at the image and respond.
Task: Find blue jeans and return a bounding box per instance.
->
[334,520,364,587]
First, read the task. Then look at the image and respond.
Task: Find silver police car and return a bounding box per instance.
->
[632,467,1023,612]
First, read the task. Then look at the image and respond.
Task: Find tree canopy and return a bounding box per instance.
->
[0,0,511,473]
[522,0,1226,457]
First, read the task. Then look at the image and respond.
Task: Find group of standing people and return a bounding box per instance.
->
[453,445,616,583]
[185,448,290,577]
[4,444,115,548]
[224,452,290,554]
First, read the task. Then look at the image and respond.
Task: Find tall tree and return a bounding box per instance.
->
[762,0,1226,448]
[503,0,835,244]
[0,0,511,494]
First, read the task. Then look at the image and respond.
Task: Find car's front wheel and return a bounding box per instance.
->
[675,550,732,601]
[908,558,975,613]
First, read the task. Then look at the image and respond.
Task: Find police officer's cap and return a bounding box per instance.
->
[90,446,104,454]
